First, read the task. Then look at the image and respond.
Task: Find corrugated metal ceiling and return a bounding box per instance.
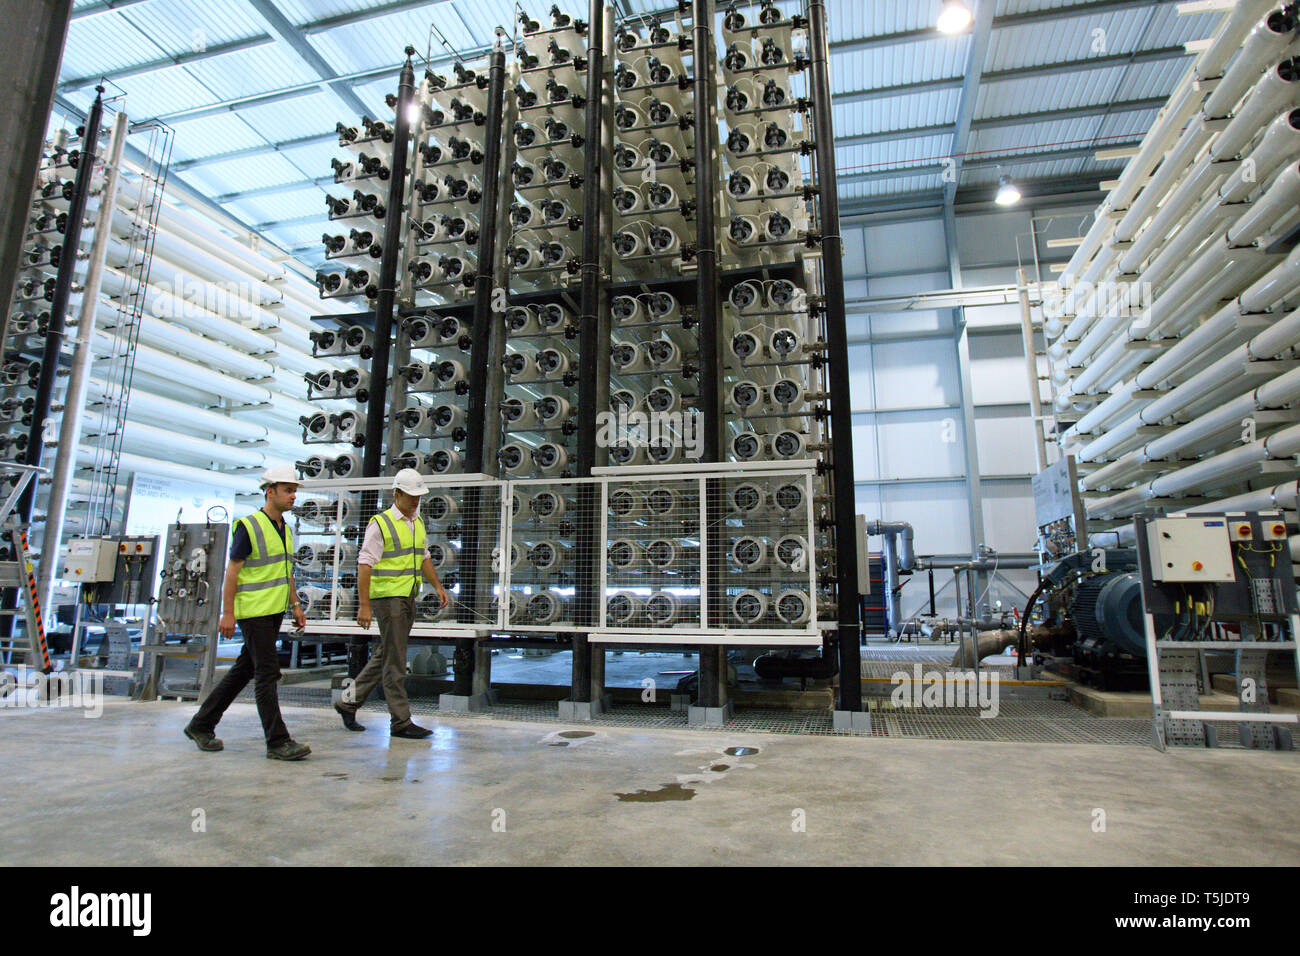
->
[53,0,1226,267]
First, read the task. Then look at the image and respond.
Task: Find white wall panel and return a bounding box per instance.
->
[880,481,972,556]
[842,225,868,275]
[869,339,959,406]
[847,206,1062,606]
[963,301,1021,329]
[955,210,1031,266]
[851,414,881,481]
[863,219,947,273]
[866,270,949,294]
[973,414,1038,476]
[969,331,1031,404]
[981,481,1039,555]
[846,343,874,407]
[862,312,949,338]
[872,410,965,479]
[961,264,1020,286]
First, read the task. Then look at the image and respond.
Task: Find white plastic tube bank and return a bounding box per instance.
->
[1054,0,1279,289]
[1048,5,1300,528]
[75,445,257,493]
[1049,10,1299,368]
[83,377,269,443]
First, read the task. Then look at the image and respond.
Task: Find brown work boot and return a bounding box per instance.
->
[184,723,223,752]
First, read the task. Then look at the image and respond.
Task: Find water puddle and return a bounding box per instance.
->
[615,783,696,802]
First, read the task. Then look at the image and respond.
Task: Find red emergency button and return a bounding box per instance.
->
[1192,561,1203,571]
[1237,524,1252,537]
[1272,523,1287,537]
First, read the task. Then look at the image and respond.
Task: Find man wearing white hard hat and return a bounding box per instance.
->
[336,468,450,738]
[185,464,312,761]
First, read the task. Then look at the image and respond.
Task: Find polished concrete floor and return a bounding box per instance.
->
[2,698,1299,866]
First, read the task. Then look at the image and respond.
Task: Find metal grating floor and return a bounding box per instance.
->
[860,661,1020,681]
[860,647,954,664]
[253,685,1154,745]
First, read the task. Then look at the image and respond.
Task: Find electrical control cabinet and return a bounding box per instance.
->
[63,536,118,583]
[1145,517,1236,583]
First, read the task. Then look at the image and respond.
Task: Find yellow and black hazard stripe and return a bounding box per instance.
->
[19,530,52,674]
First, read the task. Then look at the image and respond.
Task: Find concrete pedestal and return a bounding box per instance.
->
[833,709,872,733]
[687,701,733,727]
[439,692,490,713]
[558,693,612,720]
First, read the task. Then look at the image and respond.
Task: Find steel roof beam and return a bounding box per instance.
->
[59,35,277,91]
[211,174,335,203]
[823,0,1182,56]
[71,0,152,19]
[944,0,997,208]
[836,95,1166,146]
[834,45,1188,106]
[170,132,338,171]
[836,139,1140,184]
[300,0,453,35]
[243,0,373,124]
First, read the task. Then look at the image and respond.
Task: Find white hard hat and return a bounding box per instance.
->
[392,468,430,496]
[259,463,301,489]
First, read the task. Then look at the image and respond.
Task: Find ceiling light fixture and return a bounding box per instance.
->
[937,1,973,34]
[995,175,1022,206]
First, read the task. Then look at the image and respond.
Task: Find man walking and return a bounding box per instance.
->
[184,464,312,761]
[335,468,450,738]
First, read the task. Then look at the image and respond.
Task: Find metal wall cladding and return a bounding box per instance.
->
[306,8,481,75]
[975,67,1128,120]
[112,68,226,118]
[177,152,313,202]
[835,133,956,180]
[824,0,940,41]
[221,181,329,229]
[237,91,346,141]
[833,89,962,133]
[167,113,276,163]
[831,35,972,90]
[182,43,323,102]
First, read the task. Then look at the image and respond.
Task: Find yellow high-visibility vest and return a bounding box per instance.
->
[233,510,294,618]
[368,506,426,598]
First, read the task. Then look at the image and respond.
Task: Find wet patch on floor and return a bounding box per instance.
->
[615,783,696,802]
[539,729,605,748]
[323,771,348,779]
[724,746,760,756]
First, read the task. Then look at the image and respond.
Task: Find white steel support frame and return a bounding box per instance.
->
[285,463,821,645]
[943,205,988,565]
[288,472,502,639]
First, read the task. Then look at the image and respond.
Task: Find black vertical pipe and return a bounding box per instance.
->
[808,0,862,711]
[692,0,726,709]
[353,52,413,681]
[454,39,507,697]
[569,0,606,705]
[465,37,507,471]
[19,89,103,524]
[691,9,718,450]
[361,49,415,478]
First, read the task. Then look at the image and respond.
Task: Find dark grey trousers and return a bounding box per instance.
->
[343,595,415,730]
